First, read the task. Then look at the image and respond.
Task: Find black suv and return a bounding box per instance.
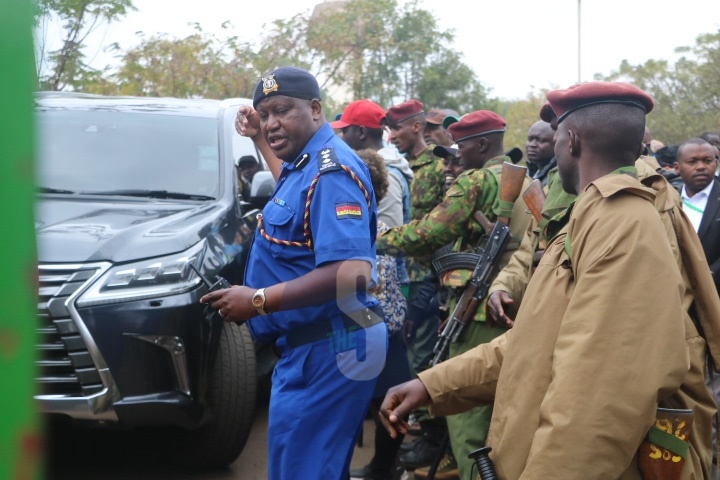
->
[34,92,270,467]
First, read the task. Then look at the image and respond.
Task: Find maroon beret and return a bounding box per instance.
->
[447,110,506,143]
[546,81,654,124]
[539,103,556,123]
[386,99,424,126]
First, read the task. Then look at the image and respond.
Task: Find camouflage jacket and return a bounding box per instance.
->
[404,144,446,281]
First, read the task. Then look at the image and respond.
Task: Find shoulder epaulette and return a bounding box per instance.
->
[317,146,342,174]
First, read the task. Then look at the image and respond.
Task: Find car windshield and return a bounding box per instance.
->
[36,109,220,198]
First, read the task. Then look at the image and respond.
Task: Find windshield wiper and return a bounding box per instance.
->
[37,186,76,194]
[82,189,215,200]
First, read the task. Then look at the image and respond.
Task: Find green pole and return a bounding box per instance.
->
[0,1,43,479]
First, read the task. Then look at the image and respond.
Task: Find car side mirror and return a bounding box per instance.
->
[248,171,275,210]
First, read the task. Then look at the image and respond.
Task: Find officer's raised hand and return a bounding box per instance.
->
[378,379,432,439]
[200,286,257,323]
[235,105,261,139]
[486,290,515,328]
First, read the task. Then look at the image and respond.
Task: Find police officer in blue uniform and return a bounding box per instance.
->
[201,66,387,480]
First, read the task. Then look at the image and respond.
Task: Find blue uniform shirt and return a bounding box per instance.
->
[245,123,380,346]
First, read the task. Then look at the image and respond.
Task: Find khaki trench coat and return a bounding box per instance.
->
[419,172,720,479]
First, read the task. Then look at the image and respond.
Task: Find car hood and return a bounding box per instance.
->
[35,195,227,263]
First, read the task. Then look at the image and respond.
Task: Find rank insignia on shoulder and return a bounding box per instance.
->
[335,202,363,220]
[262,74,279,95]
[318,147,342,174]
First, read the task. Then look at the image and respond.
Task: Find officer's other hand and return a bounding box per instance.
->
[486,290,515,329]
[378,379,431,439]
[200,285,257,323]
[235,106,261,140]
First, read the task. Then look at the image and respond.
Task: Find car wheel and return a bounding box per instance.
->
[161,321,257,468]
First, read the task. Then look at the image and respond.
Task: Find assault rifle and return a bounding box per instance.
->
[429,162,527,366]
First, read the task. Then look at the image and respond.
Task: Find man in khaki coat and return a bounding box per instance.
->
[379,82,720,479]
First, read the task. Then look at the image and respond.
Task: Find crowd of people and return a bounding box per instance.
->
[200,65,720,480]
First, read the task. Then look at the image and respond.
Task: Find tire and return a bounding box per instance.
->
[161,322,257,468]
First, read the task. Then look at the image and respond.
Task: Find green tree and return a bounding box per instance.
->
[34,0,135,91]
[600,30,720,144]
[112,23,258,99]
[264,0,492,111]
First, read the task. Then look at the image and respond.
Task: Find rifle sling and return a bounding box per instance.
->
[494,198,515,219]
[646,425,690,458]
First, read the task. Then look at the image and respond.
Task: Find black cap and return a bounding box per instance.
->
[236,155,258,167]
[433,145,459,159]
[253,67,321,109]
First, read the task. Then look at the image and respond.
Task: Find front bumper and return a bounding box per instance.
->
[36,263,214,429]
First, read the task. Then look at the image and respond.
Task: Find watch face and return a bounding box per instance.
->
[252,290,264,308]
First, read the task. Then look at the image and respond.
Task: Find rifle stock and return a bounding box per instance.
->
[497,162,529,223]
[430,162,527,366]
[522,179,546,223]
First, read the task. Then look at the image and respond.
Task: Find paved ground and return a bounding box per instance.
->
[44,396,395,480]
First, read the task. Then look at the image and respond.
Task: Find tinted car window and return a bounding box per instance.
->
[36,110,220,197]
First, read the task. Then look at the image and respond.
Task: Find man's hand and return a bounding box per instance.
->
[235,106,261,140]
[486,290,515,328]
[378,379,432,439]
[200,285,257,323]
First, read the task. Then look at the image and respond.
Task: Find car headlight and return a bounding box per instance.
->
[76,241,206,307]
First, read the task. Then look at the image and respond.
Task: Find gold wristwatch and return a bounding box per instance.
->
[251,288,267,315]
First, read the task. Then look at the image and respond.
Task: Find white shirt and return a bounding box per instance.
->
[680,181,714,232]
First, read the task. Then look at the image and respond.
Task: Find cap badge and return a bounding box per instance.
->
[262,74,279,96]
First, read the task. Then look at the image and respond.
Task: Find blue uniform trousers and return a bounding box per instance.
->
[267,322,386,480]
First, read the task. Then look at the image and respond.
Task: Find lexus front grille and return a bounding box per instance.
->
[36,265,103,396]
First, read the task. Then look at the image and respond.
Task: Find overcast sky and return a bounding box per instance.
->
[41,0,720,100]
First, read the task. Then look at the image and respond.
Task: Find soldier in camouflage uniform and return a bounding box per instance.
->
[377,110,531,480]
[384,98,448,470]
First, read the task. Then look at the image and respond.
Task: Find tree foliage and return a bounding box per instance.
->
[600,30,720,145]
[112,23,258,99]
[34,0,720,151]
[35,0,135,91]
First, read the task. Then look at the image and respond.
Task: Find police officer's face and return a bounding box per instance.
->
[456,137,484,170]
[388,120,418,155]
[256,96,319,161]
[424,123,452,147]
[442,154,464,190]
[675,143,718,196]
[526,121,555,164]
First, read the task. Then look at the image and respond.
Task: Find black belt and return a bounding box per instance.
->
[285,306,384,349]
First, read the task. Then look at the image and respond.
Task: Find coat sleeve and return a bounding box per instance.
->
[520,190,689,479]
[418,331,507,416]
[488,217,539,307]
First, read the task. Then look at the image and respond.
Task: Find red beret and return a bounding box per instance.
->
[386,99,424,126]
[330,99,386,129]
[539,103,556,123]
[426,108,446,125]
[546,81,654,124]
[447,110,506,143]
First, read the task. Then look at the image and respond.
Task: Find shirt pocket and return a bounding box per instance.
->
[262,201,300,256]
